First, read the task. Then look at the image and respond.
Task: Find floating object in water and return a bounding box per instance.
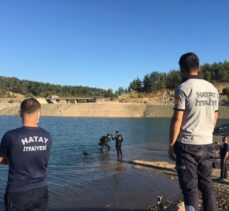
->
[83,151,89,156]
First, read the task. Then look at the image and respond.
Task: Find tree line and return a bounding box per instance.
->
[0,76,115,98]
[128,61,229,93]
[0,61,228,98]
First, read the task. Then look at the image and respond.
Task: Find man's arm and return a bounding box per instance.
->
[224,152,229,162]
[213,111,218,128]
[168,110,184,160]
[0,133,11,164]
[0,156,9,164]
[224,144,229,162]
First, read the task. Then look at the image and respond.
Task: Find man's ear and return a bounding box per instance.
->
[37,111,41,124]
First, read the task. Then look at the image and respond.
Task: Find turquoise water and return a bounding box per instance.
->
[0,116,228,210]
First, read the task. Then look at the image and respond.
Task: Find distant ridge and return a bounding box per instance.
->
[0,76,114,98]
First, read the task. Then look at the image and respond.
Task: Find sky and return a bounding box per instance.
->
[0,0,228,90]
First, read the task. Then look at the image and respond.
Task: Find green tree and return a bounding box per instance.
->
[105,89,114,98]
[222,88,229,96]
[149,71,167,90]
[116,87,125,96]
[129,78,142,92]
[143,74,153,92]
[166,70,180,89]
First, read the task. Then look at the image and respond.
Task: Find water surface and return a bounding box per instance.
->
[0,116,227,210]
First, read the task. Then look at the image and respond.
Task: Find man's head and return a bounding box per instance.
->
[179,52,200,80]
[116,131,120,135]
[20,98,41,126]
[222,136,228,144]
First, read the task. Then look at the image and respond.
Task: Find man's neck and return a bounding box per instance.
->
[23,121,38,128]
[182,74,200,83]
[187,73,199,78]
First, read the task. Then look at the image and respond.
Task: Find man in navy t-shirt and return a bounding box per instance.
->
[219,136,229,180]
[0,98,52,211]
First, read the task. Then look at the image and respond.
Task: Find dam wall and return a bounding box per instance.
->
[0,103,228,119]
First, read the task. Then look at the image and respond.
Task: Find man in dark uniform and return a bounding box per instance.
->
[219,136,228,180]
[0,98,52,211]
[99,134,111,151]
[112,131,123,160]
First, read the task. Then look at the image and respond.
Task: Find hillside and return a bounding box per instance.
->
[1,61,229,100]
[0,76,114,98]
[128,61,229,93]
[118,83,229,106]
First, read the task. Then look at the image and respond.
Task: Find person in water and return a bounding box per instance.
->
[0,98,52,211]
[99,134,111,151]
[219,136,228,180]
[83,150,89,156]
[112,131,123,160]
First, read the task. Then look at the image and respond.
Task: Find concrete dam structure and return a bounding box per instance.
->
[0,102,228,119]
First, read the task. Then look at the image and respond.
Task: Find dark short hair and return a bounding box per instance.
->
[179,52,199,72]
[223,136,228,141]
[20,98,41,114]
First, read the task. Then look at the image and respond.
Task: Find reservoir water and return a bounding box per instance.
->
[0,116,228,210]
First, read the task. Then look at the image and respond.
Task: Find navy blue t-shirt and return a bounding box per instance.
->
[0,126,52,193]
[220,143,229,159]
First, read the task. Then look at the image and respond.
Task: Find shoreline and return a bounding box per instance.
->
[0,142,228,210]
[0,103,229,119]
[129,158,229,211]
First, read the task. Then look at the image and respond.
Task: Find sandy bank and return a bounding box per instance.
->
[0,102,229,118]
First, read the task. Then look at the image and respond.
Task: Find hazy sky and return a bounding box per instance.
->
[0,0,228,90]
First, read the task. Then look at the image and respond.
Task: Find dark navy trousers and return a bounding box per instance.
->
[4,186,48,211]
[220,159,228,179]
[174,142,216,211]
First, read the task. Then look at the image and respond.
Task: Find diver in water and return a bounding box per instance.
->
[83,151,89,156]
[112,131,123,160]
[99,134,111,152]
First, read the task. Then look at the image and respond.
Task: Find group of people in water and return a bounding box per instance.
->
[83,131,124,160]
[99,131,123,159]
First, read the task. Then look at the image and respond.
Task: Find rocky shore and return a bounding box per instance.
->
[130,159,229,211]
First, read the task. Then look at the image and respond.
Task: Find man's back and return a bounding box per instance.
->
[1,126,52,193]
[175,77,219,145]
[170,52,218,211]
[0,98,52,211]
